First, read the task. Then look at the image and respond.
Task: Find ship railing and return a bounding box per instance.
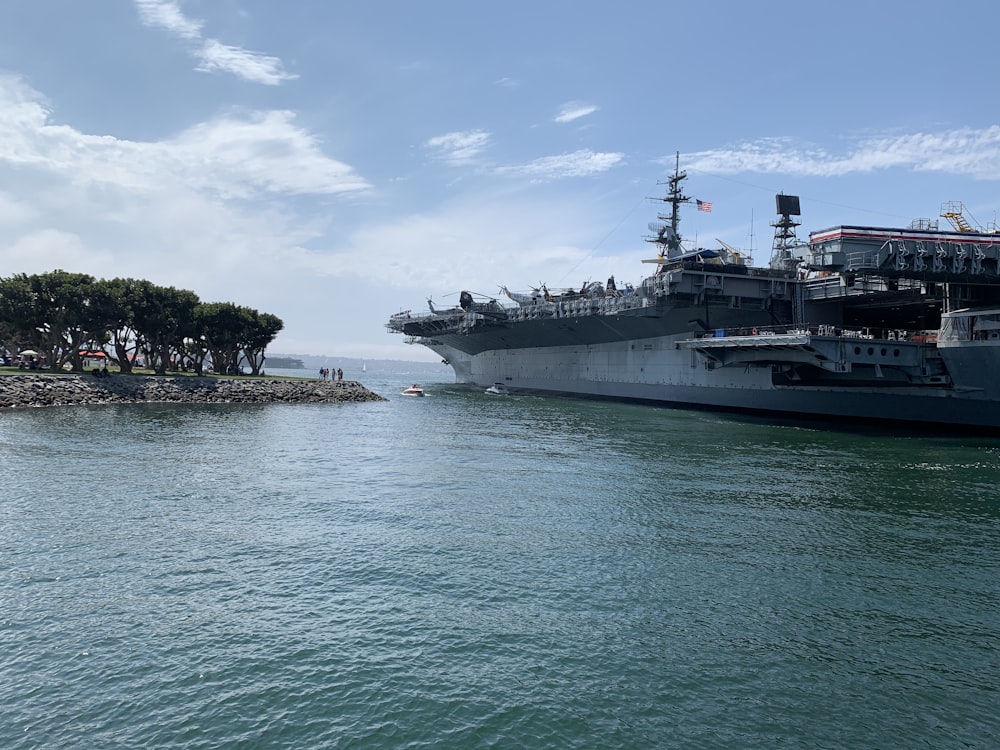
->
[803,275,847,300]
[500,292,652,323]
[693,324,939,343]
[386,310,446,325]
[845,251,880,270]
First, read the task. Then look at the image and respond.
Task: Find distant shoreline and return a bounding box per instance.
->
[0,373,386,409]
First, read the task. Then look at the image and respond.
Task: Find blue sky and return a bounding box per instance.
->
[1,1,999,361]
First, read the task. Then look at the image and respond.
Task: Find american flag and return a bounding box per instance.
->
[696,199,712,212]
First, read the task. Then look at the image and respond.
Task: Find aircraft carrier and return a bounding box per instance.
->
[387,158,1000,430]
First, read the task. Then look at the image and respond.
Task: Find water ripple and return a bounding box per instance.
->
[2,383,999,748]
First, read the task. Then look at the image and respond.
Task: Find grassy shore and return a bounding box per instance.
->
[0,366,310,381]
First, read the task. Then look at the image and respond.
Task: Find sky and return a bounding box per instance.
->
[1,1,999,362]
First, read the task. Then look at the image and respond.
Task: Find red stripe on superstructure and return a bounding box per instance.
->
[809,226,1000,245]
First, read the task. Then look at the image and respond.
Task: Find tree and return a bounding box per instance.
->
[0,270,104,371]
[131,282,200,375]
[178,311,210,375]
[0,274,39,356]
[100,277,146,374]
[0,318,18,360]
[240,310,283,375]
[197,302,245,375]
[0,269,284,377]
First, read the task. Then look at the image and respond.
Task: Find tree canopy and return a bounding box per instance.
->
[0,270,283,375]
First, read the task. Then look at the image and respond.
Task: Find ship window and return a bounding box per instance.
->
[867,347,874,355]
[893,349,900,357]
[854,346,861,355]
[880,347,886,356]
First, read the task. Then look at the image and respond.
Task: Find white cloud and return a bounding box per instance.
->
[495,149,624,180]
[0,76,369,199]
[686,127,1000,180]
[425,130,491,165]
[0,191,40,224]
[0,74,369,320]
[281,190,631,306]
[134,0,295,85]
[167,111,369,197]
[1,229,108,272]
[554,102,598,124]
[196,39,298,86]
[134,0,202,39]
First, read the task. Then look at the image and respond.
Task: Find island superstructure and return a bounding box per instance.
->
[387,157,1000,429]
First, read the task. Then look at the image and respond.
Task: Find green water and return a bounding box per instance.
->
[2,375,998,748]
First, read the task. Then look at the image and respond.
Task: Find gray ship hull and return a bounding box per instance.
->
[420,331,1000,430]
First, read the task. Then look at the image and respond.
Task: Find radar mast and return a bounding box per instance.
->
[647,152,691,268]
[770,193,801,270]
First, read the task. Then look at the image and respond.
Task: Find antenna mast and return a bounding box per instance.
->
[770,193,801,270]
[646,152,691,266]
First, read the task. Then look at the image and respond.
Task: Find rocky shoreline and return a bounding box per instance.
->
[0,374,387,409]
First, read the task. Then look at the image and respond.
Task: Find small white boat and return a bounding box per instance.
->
[485,382,509,396]
[401,383,425,397]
